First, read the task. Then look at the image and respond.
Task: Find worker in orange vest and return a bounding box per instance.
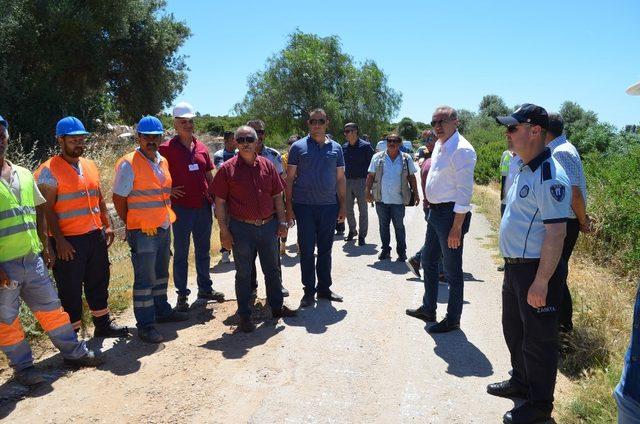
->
[36,117,128,338]
[112,116,188,344]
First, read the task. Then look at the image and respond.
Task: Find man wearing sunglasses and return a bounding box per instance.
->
[159,102,225,314]
[211,126,297,332]
[342,122,374,245]
[285,108,347,308]
[406,106,476,334]
[488,104,571,424]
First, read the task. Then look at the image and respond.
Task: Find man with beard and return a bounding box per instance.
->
[36,117,128,337]
[113,116,188,343]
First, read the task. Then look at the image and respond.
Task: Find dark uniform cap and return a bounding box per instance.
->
[496,103,549,130]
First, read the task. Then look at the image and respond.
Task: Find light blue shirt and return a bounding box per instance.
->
[547,134,587,219]
[259,145,285,175]
[368,151,417,205]
[499,148,571,258]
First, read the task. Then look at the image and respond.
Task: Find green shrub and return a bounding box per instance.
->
[464,122,506,184]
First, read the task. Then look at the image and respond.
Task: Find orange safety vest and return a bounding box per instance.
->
[115,150,176,230]
[35,156,103,236]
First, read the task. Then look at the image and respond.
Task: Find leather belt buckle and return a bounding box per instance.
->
[254,219,263,226]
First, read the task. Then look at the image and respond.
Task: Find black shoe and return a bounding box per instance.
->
[63,349,105,367]
[405,306,436,322]
[503,402,552,424]
[378,250,391,260]
[317,290,343,302]
[281,287,290,297]
[396,254,407,262]
[93,318,129,338]
[198,290,225,302]
[357,236,365,246]
[138,326,164,343]
[344,230,358,241]
[299,294,315,308]
[427,316,460,333]
[14,366,45,386]
[487,379,528,399]
[272,305,298,318]
[175,295,189,312]
[156,310,189,323]
[238,316,256,333]
[406,256,421,278]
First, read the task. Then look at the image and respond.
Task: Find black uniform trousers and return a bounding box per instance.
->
[51,229,110,326]
[559,218,580,332]
[502,258,567,413]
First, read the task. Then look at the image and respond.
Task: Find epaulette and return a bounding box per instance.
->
[542,161,552,181]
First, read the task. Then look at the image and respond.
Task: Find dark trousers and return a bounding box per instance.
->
[250,248,283,291]
[375,202,406,255]
[293,203,339,296]
[559,218,580,332]
[230,219,283,316]
[421,204,471,323]
[51,229,110,327]
[503,259,567,414]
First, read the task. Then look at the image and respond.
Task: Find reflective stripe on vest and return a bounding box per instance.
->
[0,165,42,262]
[115,151,176,230]
[34,156,103,236]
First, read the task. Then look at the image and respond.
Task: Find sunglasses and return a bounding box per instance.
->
[387,139,402,144]
[506,124,532,133]
[309,119,326,125]
[343,129,356,133]
[430,119,451,127]
[236,136,256,144]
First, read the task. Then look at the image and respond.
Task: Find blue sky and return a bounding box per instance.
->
[165,0,640,128]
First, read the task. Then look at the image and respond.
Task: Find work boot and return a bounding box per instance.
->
[14,366,45,386]
[138,326,164,343]
[156,310,189,323]
[175,295,189,312]
[198,290,225,302]
[93,316,129,338]
[63,349,105,368]
[238,316,256,333]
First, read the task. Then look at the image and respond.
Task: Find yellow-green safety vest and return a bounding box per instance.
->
[500,150,511,177]
[0,164,42,262]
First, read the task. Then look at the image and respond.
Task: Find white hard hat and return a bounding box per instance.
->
[172,101,196,118]
[626,81,640,96]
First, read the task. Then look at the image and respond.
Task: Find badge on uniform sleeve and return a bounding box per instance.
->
[519,185,529,198]
[550,184,565,202]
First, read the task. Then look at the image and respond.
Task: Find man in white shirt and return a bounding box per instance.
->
[406,106,477,333]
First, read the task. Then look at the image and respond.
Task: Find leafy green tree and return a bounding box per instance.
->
[457,109,476,134]
[0,0,190,146]
[397,117,418,141]
[235,30,401,142]
[479,94,509,119]
[559,101,598,141]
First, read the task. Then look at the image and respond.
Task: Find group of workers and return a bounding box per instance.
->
[0,97,637,423]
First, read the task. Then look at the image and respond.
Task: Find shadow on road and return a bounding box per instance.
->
[280,254,300,268]
[367,260,410,275]
[341,242,378,257]
[426,328,493,377]
[200,323,285,360]
[210,261,235,274]
[284,300,347,335]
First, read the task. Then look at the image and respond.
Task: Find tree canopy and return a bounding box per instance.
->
[0,0,190,146]
[235,30,402,141]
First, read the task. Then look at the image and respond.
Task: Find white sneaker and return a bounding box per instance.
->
[221,251,231,263]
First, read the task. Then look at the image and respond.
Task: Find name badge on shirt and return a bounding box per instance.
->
[188,164,199,171]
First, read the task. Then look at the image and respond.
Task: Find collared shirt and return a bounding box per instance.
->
[210,155,284,220]
[342,139,374,179]
[113,149,169,228]
[258,145,284,175]
[1,160,46,206]
[424,131,477,213]
[287,135,345,205]
[368,151,417,205]
[213,148,236,169]
[547,134,587,219]
[159,136,214,209]
[499,148,571,258]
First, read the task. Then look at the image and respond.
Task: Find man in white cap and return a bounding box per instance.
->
[159,102,225,313]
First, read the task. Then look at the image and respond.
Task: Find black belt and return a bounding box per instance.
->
[429,202,455,209]
[504,257,539,264]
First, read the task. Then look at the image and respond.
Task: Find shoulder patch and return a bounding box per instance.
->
[550,184,566,202]
[542,161,552,181]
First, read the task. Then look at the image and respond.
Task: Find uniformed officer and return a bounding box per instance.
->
[487,104,571,424]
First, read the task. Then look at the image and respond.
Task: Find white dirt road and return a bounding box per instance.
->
[0,205,517,423]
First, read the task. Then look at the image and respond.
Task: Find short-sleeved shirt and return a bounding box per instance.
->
[547,135,587,219]
[342,139,374,179]
[368,151,417,205]
[258,145,284,175]
[113,149,170,228]
[499,148,571,258]
[287,135,345,205]
[158,136,214,209]
[213,148,236,169]
[1,161,46,206]
[210,155,284,221]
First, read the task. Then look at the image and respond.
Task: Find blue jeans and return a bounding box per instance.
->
[413,208,443,274]
[229,219,283,316]
[615,287,640,422]
[375,202,406,255]
[615,382,640,423]
[293,203,339,296]
[421,204,471,323]
[127,228,173,329]
[172,203,213,297]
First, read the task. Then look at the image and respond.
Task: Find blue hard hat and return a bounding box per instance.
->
[0,115,7,129]
[137,116,164,135]
[56,116,90,137]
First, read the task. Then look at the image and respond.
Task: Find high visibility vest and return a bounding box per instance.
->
[115,151,176,230]
[500,150,511,177]
[0,164,42,262]
[35,156,103,236]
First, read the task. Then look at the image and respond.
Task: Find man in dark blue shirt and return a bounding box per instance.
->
[342,122,374,245]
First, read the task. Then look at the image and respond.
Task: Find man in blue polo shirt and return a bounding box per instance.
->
[285,108,347,308]
[487,104,571,424]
